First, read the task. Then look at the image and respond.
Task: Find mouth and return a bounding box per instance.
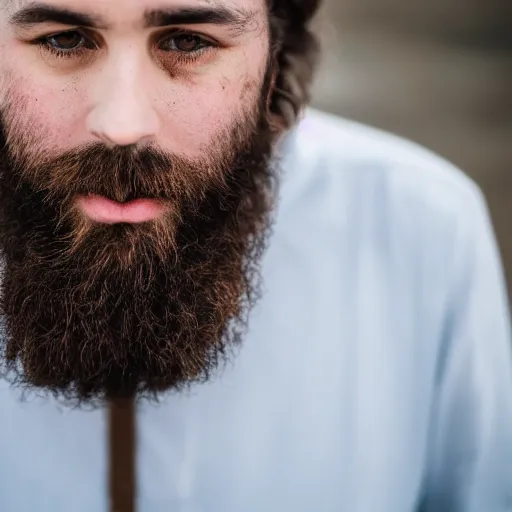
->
[75,194,169,224]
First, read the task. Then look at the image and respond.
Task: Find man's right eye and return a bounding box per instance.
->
[34,30,96,60]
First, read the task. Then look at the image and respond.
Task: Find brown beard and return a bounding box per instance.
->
[0,78,280,407]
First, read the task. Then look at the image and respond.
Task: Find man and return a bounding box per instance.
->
[0,0,511,510]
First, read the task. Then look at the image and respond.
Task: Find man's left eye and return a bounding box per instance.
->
[161,34,210,53]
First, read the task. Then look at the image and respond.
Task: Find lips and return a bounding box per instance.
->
[76,195,168,224]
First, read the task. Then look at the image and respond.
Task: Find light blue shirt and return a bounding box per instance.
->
[1,109,512,511]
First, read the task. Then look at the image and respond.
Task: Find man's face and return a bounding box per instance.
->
[0,0,278,404]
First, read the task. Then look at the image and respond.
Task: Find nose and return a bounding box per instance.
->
[86,61,160,148]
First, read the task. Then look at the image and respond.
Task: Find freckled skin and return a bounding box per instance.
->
[0,0,269,157]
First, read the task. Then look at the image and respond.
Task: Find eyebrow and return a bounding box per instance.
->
[8,2,255,31]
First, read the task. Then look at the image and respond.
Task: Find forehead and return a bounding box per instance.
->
[3,0,266,27]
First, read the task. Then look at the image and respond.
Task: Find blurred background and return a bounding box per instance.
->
[310,0,512,294]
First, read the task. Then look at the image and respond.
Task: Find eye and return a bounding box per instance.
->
[34,30,96,59]
[160,33,212,53]
[46,30,87,52]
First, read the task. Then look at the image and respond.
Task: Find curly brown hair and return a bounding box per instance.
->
[267,0,323,130]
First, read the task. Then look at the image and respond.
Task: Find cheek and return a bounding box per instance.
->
[156,36,269,156]
[4,80,85,154]
[159,74,262,156]
[0,46,89,153]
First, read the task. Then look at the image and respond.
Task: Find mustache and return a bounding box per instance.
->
[9,141,232,207]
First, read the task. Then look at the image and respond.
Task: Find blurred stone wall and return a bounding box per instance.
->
[310,0,512,292]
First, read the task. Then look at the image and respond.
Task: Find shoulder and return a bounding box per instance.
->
[279,108,490,244]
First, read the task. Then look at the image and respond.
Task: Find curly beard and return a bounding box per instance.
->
[0,73,281,407]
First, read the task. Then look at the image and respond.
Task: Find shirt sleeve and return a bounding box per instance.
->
[421,186,512,511]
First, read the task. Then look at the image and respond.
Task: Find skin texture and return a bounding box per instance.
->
[0,0,282,406]
[0,0,269,156]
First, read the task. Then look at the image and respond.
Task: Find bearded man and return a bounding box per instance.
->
[0,0,511,511]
